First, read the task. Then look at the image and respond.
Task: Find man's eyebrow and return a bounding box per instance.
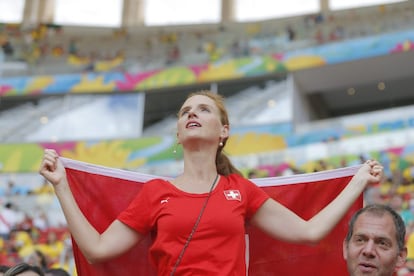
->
[353,233,393,242]
[375,236,393,243]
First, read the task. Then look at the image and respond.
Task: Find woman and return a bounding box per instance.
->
[39,90,384,275]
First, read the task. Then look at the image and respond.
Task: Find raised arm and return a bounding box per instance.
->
[251,160,383,244]
[39,149,142,263]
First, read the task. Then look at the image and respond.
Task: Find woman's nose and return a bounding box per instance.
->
[188,110,197,118]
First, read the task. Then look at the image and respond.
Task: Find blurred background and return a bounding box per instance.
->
[1,0,414,274]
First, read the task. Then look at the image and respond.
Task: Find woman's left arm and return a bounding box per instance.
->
[251,160,383,244]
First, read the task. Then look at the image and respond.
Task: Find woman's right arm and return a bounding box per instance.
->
[39,149,142,263]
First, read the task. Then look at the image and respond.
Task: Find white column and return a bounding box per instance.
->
[221,0,236,23]
[122,0,145,27]
[22,0,55,26]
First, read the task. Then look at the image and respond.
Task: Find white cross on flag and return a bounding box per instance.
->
[224,190,241,201]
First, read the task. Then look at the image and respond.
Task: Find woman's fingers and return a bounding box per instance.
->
[371,165,383,177]
[40,149,59,173]
[361,160,383,179]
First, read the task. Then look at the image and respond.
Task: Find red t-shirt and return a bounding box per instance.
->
[117,173,269,275]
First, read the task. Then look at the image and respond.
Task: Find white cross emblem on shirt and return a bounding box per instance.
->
[224,190,241,201]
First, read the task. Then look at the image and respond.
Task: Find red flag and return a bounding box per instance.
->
[61,158,362,276]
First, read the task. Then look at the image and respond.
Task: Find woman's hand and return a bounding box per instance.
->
[358,160,384,186]
[39,149,67,187]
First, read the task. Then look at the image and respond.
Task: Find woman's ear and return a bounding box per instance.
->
[221,125,229,139]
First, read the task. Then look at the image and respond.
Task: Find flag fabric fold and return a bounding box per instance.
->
[61,157,362,276]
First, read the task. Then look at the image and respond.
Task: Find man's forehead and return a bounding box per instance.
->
[353,212,396,236]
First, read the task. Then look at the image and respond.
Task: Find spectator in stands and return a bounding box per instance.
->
[0,202,20,240]
[1,39,14,57]
[364,184,383,206]
[248,169,259,179]
[4,181,16,196]
[36,231,64,263]
[9,230,35,261]
[32,181,54,195]
[39,90,384,275]
[50,234,76,276]
[389,194,414,232]
[4,262,44,276]
[0,232,20,266]
[68,39,78,55]
[4,181,31,196]
[285,25,296,41]
[32,209,49,232]
[166,45,180,65]
[17,213,34,233]
[343,204,407,276]
[26,250,48,272]
[314,159,333,172]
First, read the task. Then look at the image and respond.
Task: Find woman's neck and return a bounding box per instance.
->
[183,143,217,172]
[173,149,219,193]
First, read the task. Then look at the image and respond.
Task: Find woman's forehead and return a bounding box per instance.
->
[182,95,215,107]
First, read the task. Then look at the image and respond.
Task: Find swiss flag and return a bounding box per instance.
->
[224,189,242,201]
[61,157,362,276]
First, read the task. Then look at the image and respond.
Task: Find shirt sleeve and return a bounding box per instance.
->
[245,178,270,219]
[117,180,154,235]
[229,174,270,219]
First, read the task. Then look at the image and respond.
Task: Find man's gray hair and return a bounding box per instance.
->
[345,204,406,251]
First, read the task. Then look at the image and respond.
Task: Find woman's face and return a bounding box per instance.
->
[177,95,228,146]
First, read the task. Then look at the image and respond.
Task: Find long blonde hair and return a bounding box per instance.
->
[185,90,243,176]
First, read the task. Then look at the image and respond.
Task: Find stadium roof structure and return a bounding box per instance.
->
[142,49,414,127]
[293,49,414,119]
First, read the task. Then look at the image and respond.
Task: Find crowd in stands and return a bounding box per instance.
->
[0,147,414,275]
[0,180,76,275]
[1,1,414,76]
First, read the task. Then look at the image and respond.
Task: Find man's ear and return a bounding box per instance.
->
[342,240,348,260]
[396,247,408,269]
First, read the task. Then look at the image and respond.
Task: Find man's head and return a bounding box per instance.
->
[343,204,407,276]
